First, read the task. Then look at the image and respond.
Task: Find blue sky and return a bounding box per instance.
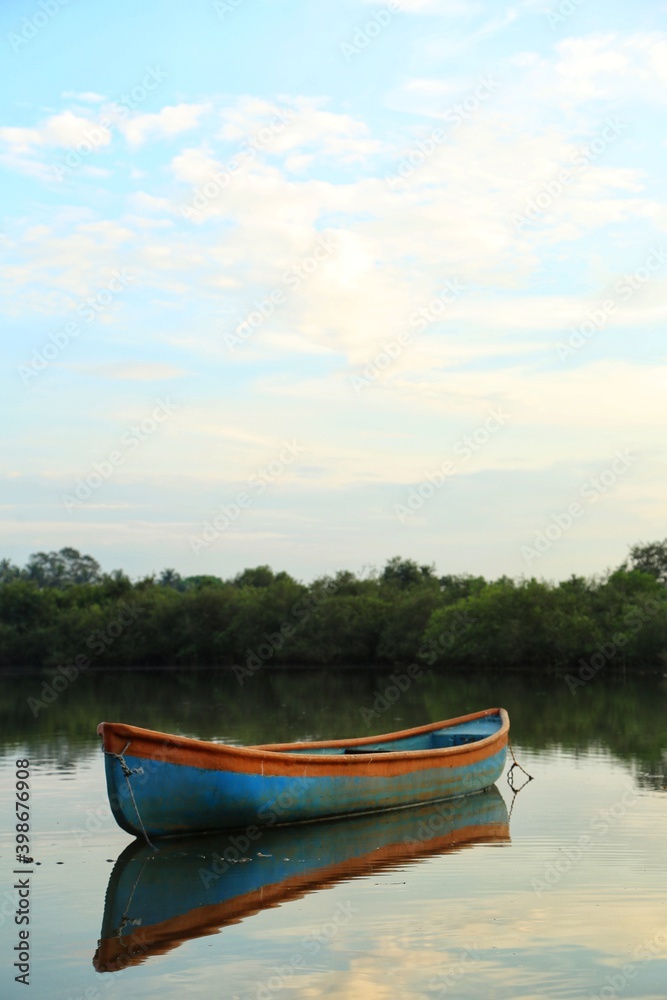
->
[1,0,666,583]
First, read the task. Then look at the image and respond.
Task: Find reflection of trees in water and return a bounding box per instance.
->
[2,667,665,783]
[636,750,667,792]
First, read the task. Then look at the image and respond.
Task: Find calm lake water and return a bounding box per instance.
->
[1,667,666,999]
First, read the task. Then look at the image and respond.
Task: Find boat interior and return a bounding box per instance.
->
[282,718,501,755]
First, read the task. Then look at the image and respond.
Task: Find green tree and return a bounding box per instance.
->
[159,568,185,590]
[0,559,20,584]
[422,577,603,670]
[233,565,276,588]
[381,557,437,589]
[627,540,667,585]
[25,548,101,587]
[376,587,442,664]
[439,573,487,602]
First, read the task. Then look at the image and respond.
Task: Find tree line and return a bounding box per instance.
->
[1,543,666,673]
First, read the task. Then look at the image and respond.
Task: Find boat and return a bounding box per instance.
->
[97,707,509,839]
[94,785,510,972]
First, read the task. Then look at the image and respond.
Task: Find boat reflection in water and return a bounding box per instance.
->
[94,786,509,973]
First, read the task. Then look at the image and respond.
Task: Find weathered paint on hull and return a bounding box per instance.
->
[98,708,509,838]
[104,746,507,837]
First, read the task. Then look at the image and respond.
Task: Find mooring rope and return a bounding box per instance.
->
[114,855,155,939]
[104,741,157,850]
[505,738,533,821]
[506,737,533,794]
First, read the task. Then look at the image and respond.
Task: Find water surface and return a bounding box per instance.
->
[0,668,665,999]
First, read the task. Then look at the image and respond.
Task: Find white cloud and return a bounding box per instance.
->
[130,192,174,214]
[123,214,174,230]
[554,32,667,103]
[170,146,220,185]
[0,111,112,151]
[0,124,42,154]
[61,91,107,104]
[4,82,659,351]
[84,363,190,380]
[119,103,210,146]
[3,8,667,584]
[365,0,479,12]
[0,110,113,180]
[216,96,384,165]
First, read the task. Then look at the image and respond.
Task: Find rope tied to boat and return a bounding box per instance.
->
[107,742,144,779]
[506,737,533,794]
[104,741,157,851]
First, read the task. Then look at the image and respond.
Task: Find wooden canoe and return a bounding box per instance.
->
[97,707,509,839]
[94,785,510,972]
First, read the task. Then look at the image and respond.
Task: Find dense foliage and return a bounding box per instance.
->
[1,544,666,673]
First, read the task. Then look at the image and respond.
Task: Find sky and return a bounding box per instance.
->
[1,0,666,584]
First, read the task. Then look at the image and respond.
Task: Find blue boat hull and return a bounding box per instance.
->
[104,745,508,837]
